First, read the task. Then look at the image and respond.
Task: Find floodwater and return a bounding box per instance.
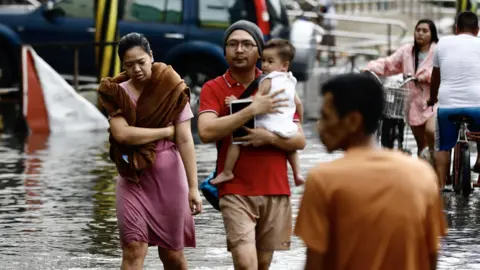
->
[1,122,480,270]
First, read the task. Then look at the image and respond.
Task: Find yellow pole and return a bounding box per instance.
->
[94,0,124,110]
[457,0,477,14]
[95,0,124,80]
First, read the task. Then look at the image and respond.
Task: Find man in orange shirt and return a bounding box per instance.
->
[295,73,447,270]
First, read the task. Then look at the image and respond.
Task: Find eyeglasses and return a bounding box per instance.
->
[226,40,257,51]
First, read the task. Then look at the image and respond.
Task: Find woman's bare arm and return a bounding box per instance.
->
[109,116,174,145]
[363,44,407,76]
[175,119,198,190]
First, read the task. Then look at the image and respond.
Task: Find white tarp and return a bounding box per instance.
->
[23,46,109,133]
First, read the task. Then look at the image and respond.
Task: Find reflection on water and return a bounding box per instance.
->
[0,123,480,269]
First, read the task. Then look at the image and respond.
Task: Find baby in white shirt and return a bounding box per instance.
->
[211,38,304,186]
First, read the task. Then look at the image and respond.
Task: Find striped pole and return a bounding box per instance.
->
[453,0,477,33]
[457,0,477,14]
[94,0,124,81]
[94,0,124,111]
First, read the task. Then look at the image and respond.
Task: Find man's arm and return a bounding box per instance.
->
[270,122,306,151]
[428,44,441,106]
[198,83,255,143]
[429,67,440,105]
[198,88,288,143]
[240,122,306,151]
[294,171,329,269]
[198,109,256,143]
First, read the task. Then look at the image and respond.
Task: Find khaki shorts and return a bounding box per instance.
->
[219,194,292,251]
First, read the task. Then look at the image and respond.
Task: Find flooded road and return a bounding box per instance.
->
[0,122,479,270]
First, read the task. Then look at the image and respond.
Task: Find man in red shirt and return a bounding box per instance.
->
[198,20,306,270]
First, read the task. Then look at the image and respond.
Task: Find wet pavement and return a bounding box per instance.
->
[1,122,480,270]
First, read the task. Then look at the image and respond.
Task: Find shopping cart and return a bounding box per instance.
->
[365,71,414,153]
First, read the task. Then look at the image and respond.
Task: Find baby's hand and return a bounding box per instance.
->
[225,95,238,106]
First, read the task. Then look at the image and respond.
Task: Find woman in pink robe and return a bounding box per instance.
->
[365,19,439,159]
[107,33,202,270]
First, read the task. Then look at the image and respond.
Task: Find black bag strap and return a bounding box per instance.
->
[213,74,265,177]
[239,74,265,99]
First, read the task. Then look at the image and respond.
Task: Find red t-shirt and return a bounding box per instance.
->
[199,69,300,197]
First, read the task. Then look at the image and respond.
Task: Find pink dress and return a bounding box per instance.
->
[115,81,195,250]
[365,43,438,126]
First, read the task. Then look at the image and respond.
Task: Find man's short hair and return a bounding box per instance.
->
[321,73,385,135]
[263,38,296,64]
[456,11,479,32]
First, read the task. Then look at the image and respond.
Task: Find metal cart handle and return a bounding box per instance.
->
[362,70,382,84]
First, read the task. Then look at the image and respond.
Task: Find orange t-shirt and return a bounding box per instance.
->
[294,148,447,270]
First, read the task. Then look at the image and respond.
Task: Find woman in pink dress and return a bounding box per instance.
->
[364,19,439,160]
[107,33,202,270]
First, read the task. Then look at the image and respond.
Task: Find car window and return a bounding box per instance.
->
[123,0,182,24]
[56,0,94,19]
[198,0,254,29]
[165,0,182,24]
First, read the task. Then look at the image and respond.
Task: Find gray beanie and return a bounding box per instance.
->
[223,20,264,56]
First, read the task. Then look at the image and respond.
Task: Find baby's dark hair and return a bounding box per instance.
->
[263,38,296,65]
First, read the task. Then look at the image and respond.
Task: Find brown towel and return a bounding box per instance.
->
[97,62,190,183]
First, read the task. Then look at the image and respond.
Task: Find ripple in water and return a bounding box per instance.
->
[0,123,479,269]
